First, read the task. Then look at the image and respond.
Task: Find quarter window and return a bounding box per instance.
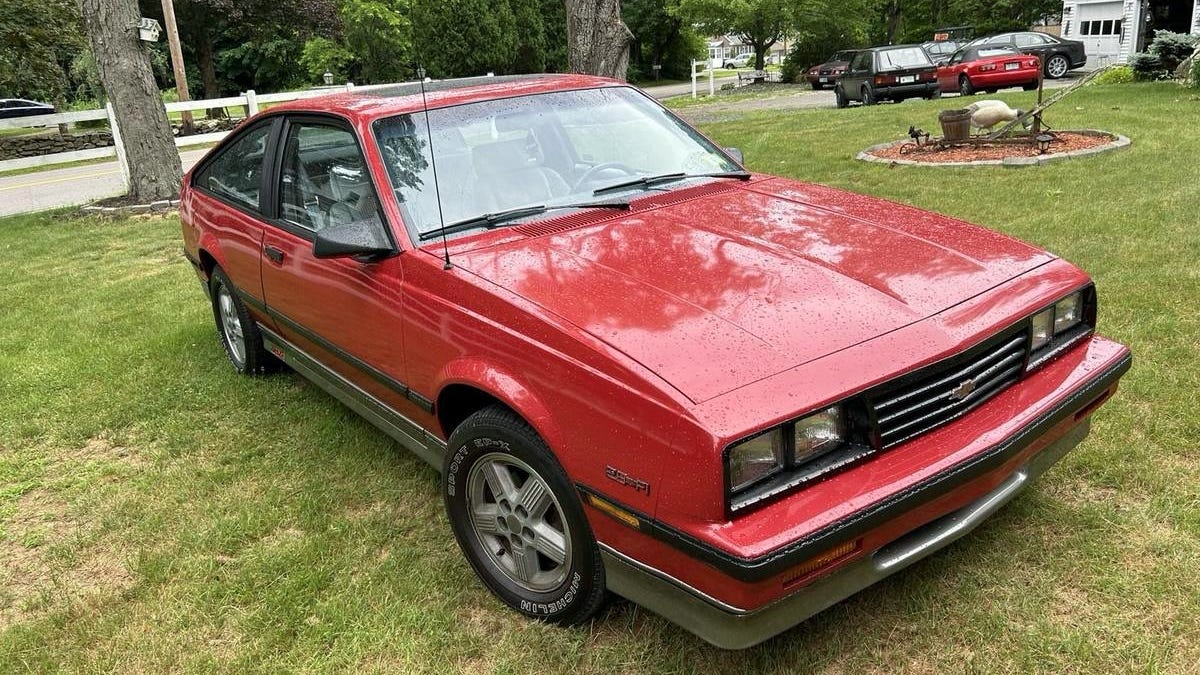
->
[195,122,271,211]
[278,122,384,233]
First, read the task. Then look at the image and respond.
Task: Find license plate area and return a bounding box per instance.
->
[898,75,916,84]
[1005,62,1020,70]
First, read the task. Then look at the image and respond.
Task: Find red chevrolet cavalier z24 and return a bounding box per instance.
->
[180,74,1130,648]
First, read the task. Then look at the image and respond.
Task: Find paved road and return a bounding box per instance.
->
[0,148,210,218]
[2,74,1082,218]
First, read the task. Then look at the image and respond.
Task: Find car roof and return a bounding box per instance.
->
[867,44,926,51]
[265,73,623,123]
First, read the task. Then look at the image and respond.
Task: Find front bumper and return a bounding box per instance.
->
[600,345,1130,648]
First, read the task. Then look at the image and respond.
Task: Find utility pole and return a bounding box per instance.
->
[160,0,193,134]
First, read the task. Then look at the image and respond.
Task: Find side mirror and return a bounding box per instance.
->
[724,147,745,164]
[313,219,395,261]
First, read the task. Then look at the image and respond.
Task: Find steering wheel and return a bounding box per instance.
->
[573,162,638,190]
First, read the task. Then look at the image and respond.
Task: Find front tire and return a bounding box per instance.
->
[1045,54,1069,79]
[209,267,277,375]
[444,406,606,626]
[835,85,849,108]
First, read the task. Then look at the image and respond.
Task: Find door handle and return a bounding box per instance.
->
[264,245,285,264]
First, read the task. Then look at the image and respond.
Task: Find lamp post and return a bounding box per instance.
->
[323,71,334,86]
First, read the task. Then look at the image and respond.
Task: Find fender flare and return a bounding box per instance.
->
[434,357,564,453]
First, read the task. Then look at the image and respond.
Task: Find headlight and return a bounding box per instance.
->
[1054,292,1083,333]
[1032,290,1085,351]
[793,406,845,463]
[728,429,783,491]
[1031,307,1054,350]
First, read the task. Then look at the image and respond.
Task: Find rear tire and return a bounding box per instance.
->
[443,405,607,626]
[861,84,876,105]
[1022,81,1039,91]
[1045,54,1070,79]
[958,74,975,96]
[209,267,278,375]
[835,85,849,108]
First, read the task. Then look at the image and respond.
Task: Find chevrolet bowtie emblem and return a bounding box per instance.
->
[949,378,977,401]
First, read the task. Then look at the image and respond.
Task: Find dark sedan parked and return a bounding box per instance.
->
[835,45,940,108]
[964,32,1086,78]
[0,99,56,119]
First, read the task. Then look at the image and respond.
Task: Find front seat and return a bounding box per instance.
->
[471,138,569,212]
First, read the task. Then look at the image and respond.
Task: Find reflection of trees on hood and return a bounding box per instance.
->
[376,115,428,196]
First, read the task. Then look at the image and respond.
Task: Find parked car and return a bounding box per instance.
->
[0,98,56,119]
[723,52,754,69]
[181,73,1130,649]
[938,45,1042,95]
[921,39,963,65]
[963,31,1086,78]
[835,45,940,107]
[805,51,856,89]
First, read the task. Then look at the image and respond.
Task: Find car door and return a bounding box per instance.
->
[189,118,280,314]
[842,51,872,98]
[259,115,420,418]
[939,49,967,89]
[1013,32,1052,60]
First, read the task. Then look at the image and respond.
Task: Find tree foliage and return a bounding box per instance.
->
[624,0,705,81]
[870,0,1062,45]
[673,0,795,69]
[0,0,87,101]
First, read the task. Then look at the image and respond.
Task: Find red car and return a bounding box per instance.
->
[938,45,1042,96]
[805,51,855,89]
[180,74,1130,649]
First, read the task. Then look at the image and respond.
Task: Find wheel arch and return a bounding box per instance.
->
[434,359,563,453]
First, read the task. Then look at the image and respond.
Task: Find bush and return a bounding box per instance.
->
[1132,31,1199,80]
[780,56,801,84]
[1094,65,1134,84]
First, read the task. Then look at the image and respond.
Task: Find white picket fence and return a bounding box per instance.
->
[0,81,402,185]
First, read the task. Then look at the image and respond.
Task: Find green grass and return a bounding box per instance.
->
[1,82,1198,673]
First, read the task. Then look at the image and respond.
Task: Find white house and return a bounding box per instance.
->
[1061,0,1200,65]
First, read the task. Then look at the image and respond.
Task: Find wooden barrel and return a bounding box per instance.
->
[938,109,972,141]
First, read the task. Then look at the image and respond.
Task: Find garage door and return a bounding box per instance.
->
[1076,1,1124,64]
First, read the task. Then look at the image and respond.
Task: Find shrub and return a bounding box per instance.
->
[780,55,801,84]
[1133,31,1199,80]
[1094,65,1133,85]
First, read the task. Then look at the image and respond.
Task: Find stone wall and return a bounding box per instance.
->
[0,132,114,161]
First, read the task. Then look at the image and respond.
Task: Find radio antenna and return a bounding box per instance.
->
[416,65,451,270]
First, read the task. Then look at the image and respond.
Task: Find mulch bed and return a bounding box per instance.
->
[871,131,1113,163]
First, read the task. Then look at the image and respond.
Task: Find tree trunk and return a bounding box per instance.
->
[197,27,226,119]
[565,0,633,80]
[885,0,902,45]
[79,0,182,202]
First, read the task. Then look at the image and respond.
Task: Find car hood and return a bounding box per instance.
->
[452,178,1052,403]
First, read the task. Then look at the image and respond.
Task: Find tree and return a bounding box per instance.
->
[0,0,87,101]
[413,0,517,78]
[674,0,794,70]
[624,0,705,80]
[79,0,181,202]
[566,0,634,79]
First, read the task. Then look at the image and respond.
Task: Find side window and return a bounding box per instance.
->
[278,121,383,233]
[850,52,870,71]
[195,123,271,211]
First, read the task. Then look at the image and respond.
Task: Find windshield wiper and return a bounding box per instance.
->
[592,170,751,196]
[417,199,631,241]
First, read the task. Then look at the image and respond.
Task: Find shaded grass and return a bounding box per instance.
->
[0,82,1197,673]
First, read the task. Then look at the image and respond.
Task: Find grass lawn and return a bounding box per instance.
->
[1,82,1197,673]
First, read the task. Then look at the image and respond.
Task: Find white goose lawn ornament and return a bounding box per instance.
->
[965,100,1032,133]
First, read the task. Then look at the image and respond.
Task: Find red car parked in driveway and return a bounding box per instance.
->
[938,45,1042,96]
[180,74,1130,649]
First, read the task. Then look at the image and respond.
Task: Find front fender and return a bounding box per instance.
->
[435,357,564,454]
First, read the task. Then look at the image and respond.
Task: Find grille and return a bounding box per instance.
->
[870,332,1027,448]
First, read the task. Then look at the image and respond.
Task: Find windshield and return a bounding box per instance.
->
[878,47,933,70]
[372,87,739,239]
